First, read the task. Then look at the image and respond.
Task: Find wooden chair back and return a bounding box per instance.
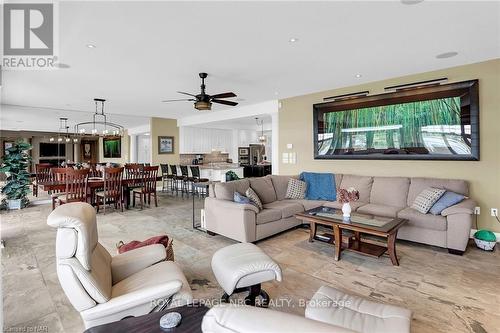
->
[125,163,143,186]
[50,167,68,194]
[65,168,89,203]
[35,163,53,184]
[89,164,103,178]
[142,166,158,194]
[103,167,124,198]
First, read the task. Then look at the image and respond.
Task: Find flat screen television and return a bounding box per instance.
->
[39,143,66,157]
[313,80,479,160]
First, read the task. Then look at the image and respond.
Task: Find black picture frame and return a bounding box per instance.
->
[103,137,121,158]
[313,80,479,161]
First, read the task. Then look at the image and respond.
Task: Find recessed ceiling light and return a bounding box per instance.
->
[355,74,362,78]
[274,91,279,96]
[86,44,96,48]
[288,38,298,43]
[436,51,458,59]
[401,0,424,4]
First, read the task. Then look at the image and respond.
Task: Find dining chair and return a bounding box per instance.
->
[132,166,158,209]
[160,164,174,193]
[190,166,210,197]
[55,168,90,207]
[89,163,103,178]
[50,167,68,210]
[33,163,53,197]
[96,167,124,214]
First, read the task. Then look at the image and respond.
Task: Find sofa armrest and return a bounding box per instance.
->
[441,199,476,217]
[204,197,257,242]
[111,244,166,284]
[81,280,182,322]
[201,304,356,333]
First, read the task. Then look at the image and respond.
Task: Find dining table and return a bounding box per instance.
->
[37,176,162,209]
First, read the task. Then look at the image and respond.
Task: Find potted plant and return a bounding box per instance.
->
[0,141,32,210]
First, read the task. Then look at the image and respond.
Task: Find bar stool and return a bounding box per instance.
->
[179,165,195,196]
[169,165,184,196]
[160,164,174,193]
[190,166,209,197]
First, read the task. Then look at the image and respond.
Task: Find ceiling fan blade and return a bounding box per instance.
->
[212,99,238,106]
[177,91,197,97]
[162,98,195,102]
[210,92,237,99]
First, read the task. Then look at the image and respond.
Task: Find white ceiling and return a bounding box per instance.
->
[0,104,150,133]
[2,1,499,122]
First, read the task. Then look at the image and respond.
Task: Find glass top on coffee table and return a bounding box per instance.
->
[301,206,406,234]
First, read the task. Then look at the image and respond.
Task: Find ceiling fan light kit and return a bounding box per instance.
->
[162,72,238,111]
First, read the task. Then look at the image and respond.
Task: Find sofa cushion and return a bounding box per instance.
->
[397,207,447,231]
[356,204,403,218]
[270,175,296,201]
[369,177,410,208]
[340,174,373,203]
[323,200,367,211]
[249,176,277,204]
[263,201,304,219]
[256,209,282,225]
[288,199,326,211]
[407,177,468,207]
[214,179,250,201]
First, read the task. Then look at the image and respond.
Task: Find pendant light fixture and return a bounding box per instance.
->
[49,118,78,143]
[255,117,266,144]
[75,98,124,137]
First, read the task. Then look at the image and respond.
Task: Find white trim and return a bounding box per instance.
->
[470,229,500,243]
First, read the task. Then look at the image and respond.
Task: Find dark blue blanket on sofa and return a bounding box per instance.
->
[300,172,336,201]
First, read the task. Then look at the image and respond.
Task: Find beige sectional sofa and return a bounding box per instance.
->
[204,174,476,254]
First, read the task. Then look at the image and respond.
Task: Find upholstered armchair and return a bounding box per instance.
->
[47,202,192,329]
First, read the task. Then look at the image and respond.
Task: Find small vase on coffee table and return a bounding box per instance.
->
[342,202,351,220]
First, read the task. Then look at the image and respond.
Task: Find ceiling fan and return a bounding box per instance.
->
[162,73,238,111]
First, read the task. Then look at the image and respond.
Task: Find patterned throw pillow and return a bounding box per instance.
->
[285,178,307,199]
[412,187,446,214]
[245,187,263,211]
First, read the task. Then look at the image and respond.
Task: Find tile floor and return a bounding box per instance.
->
[1,193,499,333]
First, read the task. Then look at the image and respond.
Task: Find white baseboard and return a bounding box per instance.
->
[470,229,500,243]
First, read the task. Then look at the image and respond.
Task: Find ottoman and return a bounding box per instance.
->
[305,286,412,333]
[211,243,282,307]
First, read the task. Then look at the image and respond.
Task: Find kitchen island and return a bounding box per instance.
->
[197,163,244,182]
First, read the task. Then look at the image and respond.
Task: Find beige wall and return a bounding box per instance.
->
[150,117,179,166]
[278,59,500,232]
[98,130,130,164]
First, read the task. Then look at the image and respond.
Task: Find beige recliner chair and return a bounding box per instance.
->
[47,202,193,329]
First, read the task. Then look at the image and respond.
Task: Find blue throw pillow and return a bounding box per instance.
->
[429,191,465,215]
[299,172,336,201]
[234,192,251,205]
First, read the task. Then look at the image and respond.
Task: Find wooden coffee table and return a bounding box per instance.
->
[295,207,407,266]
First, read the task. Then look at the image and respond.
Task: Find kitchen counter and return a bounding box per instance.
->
[191,164,244,182]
